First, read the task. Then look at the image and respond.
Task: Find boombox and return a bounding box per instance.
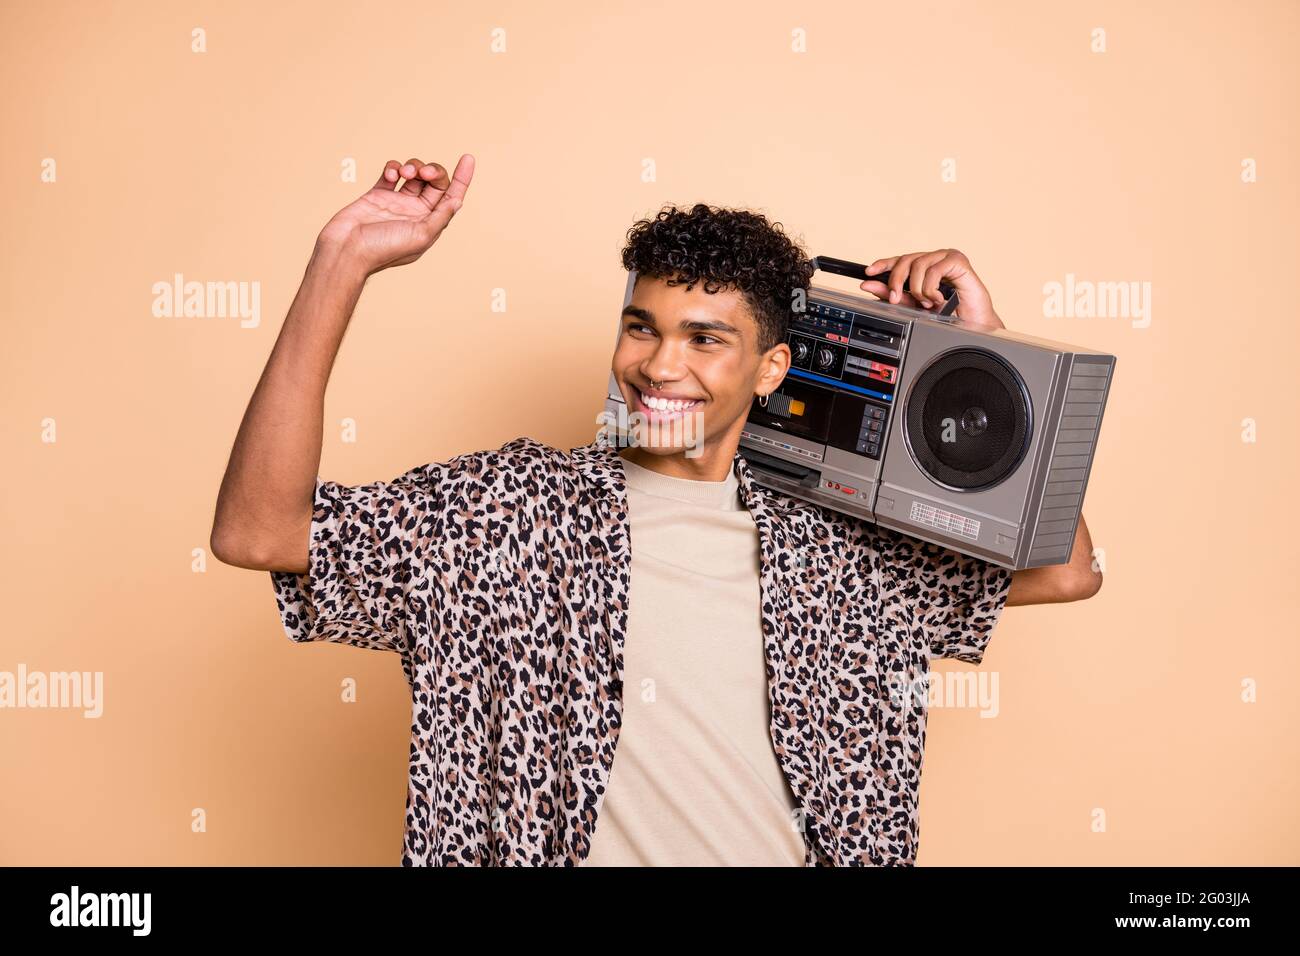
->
[604,255,1115,570]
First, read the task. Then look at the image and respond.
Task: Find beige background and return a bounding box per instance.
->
[2,0,1296,865]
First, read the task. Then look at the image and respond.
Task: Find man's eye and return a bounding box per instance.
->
[694,335,721,345]
[627,323,653,335]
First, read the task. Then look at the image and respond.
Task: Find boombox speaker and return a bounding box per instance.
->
[604,255,1116,570]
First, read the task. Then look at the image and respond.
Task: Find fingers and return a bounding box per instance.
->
[416,163,451,207]
[862,257,907,305]
[421,153,476,233]
[862,254,920,306]
[919,250,978,309]
[374,160,403,190]
[861,279,910,303]
[396,157,433,196]
[908,250,949,309]
[365,153,475,248]
[863,257,896,285]
[372,158,448,198]
[862,251,957,309]
[916,258,948,307]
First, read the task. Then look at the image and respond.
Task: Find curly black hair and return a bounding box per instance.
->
[620,203,814,354]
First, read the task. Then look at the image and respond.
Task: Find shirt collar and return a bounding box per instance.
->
[571,431,771,516]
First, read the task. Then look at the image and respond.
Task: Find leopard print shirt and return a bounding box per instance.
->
[270,433,1012,866]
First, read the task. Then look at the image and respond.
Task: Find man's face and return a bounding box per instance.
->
[610,275,790,460]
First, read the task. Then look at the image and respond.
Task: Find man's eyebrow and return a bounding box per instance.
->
[619,305,742,336]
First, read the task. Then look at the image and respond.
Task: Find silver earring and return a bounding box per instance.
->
[758,393,769,408]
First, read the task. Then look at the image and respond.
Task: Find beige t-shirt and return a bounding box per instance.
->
[583,453,806,866]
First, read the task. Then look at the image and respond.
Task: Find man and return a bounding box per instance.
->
[211,153,1102,866]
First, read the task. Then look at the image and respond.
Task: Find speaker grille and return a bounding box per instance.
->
[904,348,1031,490]
[1028,357,1112,564]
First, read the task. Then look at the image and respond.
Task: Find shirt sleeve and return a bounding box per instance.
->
[269,464,442,656]
[874,524,1013,666]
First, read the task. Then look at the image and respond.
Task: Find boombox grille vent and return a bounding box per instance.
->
[766,391,796,417]
[1029,358,1113,564]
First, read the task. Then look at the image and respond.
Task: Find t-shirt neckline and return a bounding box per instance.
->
[618,453,744,512]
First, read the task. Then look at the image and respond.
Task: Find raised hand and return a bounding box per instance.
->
[861,248,1004,331]
[318,154,475,276]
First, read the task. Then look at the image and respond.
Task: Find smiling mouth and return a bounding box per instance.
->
[633,388,704,416]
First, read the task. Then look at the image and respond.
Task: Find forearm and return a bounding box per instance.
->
[211,239,368,572]
[1006,513,1101,606]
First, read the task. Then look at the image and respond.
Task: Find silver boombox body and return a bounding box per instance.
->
[604,256,1116,570]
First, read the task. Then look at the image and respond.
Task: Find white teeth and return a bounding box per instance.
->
[640,391,700,412]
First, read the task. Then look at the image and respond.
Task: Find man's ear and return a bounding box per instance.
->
[757,342,791,394]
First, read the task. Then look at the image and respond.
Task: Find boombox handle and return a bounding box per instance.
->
[810,254,960,317]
